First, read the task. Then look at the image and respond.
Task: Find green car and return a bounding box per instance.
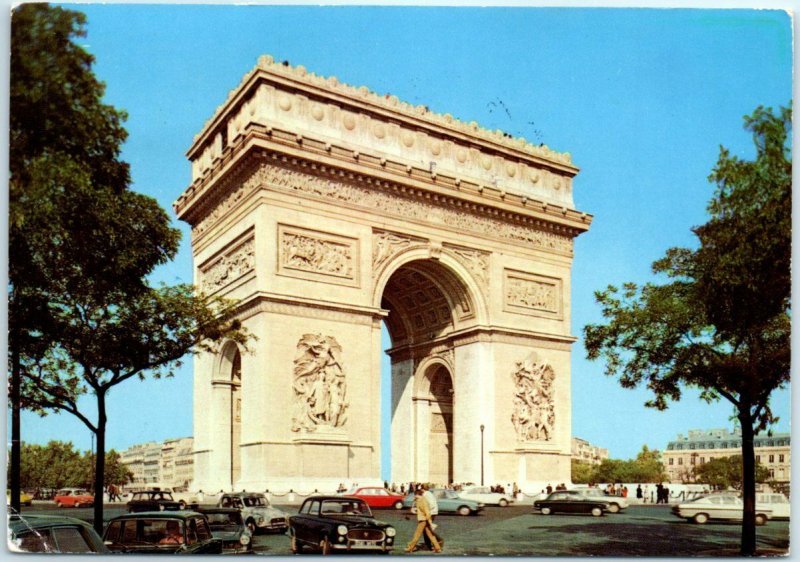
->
[402,489,484,516]
[8,514,109,553]
[103,511,223,554]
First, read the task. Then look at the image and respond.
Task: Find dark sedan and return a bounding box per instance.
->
[102,511,223,554]
[198,507,253,554]
[289,496,397,554]
[9,514,108,554]
[127,489,182,513]
[533,490,608,517]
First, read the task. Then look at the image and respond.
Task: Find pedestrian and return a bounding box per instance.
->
[405,489,441,553]
[546,484,553,494]
[655,483,664,504]
[636,485,643,500]
[663,485,669,504]
[622,486,628,498]
[422,484,444,551]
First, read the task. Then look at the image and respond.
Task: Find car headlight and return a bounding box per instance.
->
[257,516,264,524]
[240,534,250,546]
[158,504,165,511]
[337,525,348,535]
[385,527,396,537]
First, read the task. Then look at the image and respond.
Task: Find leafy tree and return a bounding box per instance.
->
[571,460,595,484]
[18,441,84,495]
[692,455,770,491]
[629,446,667,483]
[584,105,790,555]
[10,4,249,533]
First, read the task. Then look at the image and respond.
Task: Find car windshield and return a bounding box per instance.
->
[321,500,372,517]
[243,496,267,507]
[124,518,185,546]
[204,512,243,528]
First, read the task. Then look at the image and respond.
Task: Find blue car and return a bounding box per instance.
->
[402,489,484,516]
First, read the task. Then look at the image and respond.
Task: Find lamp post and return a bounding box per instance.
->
[480,424,485,486]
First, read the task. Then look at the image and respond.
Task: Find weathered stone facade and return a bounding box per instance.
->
[175,55,592,492]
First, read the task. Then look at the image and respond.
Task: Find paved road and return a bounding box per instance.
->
[19,503,790,556]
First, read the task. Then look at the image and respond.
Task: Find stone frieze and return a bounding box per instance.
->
[511,352,555,442]
[199,235,255,292]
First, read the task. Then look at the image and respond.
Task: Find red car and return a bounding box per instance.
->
[346,487,405,510]
[54,488,94,508]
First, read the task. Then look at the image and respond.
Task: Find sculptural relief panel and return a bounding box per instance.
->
[291,334,349,433]
[199,232,255,293]
[278,224,359,287]
[504,269,563,319]
[511,352,555,442]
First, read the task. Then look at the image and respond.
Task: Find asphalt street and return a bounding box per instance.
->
[17,503,790,556]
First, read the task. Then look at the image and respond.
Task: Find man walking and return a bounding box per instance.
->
[405,489,441,553]
[422,485,444,551]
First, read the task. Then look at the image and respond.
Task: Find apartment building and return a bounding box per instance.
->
[120,437,194,491]
[572,437,609,465]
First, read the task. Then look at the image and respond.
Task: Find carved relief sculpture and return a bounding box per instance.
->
[511,352,555,442]
[373,230,415,273]
[200,236,255,292]
[291,334,349,432]
[507,277,557,312]
[445,245,490,293]
[282,233,353,277]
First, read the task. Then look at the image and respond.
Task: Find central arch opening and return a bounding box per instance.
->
[377,257,478,485]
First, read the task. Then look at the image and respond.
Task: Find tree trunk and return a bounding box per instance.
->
[738,406,757,556]
[92,392,107,536]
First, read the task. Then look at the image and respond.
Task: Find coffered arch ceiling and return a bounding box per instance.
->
[380,259,475,347]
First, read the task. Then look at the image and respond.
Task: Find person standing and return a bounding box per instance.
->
[636,485,643,501]
[546,484,553,494]
[422,485,443,551]
[405,489,441,553]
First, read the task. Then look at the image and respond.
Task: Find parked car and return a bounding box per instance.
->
[198,507,253,554]
[289,495,397,554]
[218,492,289,534]
[6,489,34,506]
[345,486,406,509]
[53,488,94,508]
[8,514,109,553]
[533,491,608,517]
[127,489,182,513]
[102,511,223,554]
[401,488,484,515]
[572,487,628,513]
[458,486,514,507]
[756,492,790,520]
[671,494,772,525]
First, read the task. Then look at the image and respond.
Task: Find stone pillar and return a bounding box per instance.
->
[209,380,233,492]
[413,398,432,481]
[390,358,414,483]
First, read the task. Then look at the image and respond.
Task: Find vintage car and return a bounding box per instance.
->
[289,496,397,554]
[346,486,406,509]
[53,488,94,508]
[102,511,223,554]
[401,488,484,515]
[756,492,790,520]
[8,514,109,554]
[198,507,253,554]
[572,487,629,513]
[6,489,34,506]
[127,489,182,513]
[533,490,608,517]
[218,492,289,534]
[458,486,514,507]
[671,494,772,525]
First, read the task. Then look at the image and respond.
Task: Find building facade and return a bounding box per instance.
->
[571,437,609,465]
[175,55,592,493]
[663,428,790,484]
[120,438,194,490]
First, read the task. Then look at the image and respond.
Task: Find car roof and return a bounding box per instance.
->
[198,507,241,514]
[305,495,365,502]
[223,492,265,497]
[9,514,95,535]
[109,511,205,520]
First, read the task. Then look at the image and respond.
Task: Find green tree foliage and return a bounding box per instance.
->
[570,446,667,484]
[584,105,790,555]
[692,456,770,491]
[571,460,595,484]
[9,4,250,532]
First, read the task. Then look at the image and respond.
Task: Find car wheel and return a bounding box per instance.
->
[320,538,331,555]
[591,507,603,517]
[74,502,81,508]
[608,503,620,514]
[290,533,300,554]
[498,499,509,507]
[540,507,552,515]
[755,514,768,526]
[55,502,62,508]
[693,513,709,525]
[458,506,471,516]
[246,519,257,534]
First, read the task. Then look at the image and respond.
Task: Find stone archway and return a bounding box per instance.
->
[178,56,591,492]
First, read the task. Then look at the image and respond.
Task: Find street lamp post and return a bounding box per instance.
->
[480,424,485,486]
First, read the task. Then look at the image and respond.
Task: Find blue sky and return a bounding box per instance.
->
[15,6,792,476]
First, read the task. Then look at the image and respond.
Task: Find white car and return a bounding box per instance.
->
[757,492,790,519]
[572,488,628,513]
[457,486,514,507]
[672,494,771,525]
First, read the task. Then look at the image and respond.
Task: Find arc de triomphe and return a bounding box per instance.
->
[174,56,592,493]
